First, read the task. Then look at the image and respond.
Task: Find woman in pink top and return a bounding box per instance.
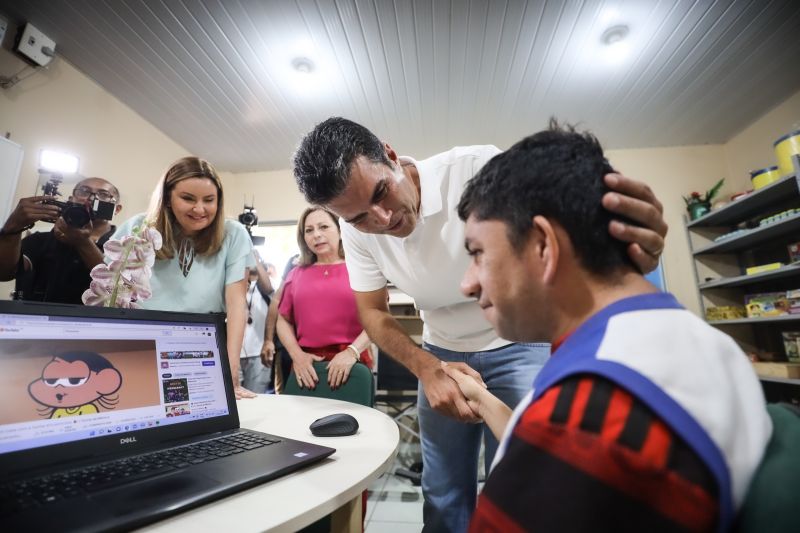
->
[277,206,373,390]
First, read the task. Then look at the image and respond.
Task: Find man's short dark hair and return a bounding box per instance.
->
[293,117,391,204]
[457,120,637,275]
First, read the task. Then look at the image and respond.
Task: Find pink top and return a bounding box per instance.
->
[278,262,363,348]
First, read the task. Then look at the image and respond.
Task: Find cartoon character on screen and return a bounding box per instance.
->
[28,351,123,418]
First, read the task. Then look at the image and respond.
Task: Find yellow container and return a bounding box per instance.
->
[750,166,781,189]
[773,129,800,177]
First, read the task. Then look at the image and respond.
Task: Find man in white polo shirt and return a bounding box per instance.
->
[292,117,668,532]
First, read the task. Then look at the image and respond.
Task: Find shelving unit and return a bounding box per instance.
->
[685,155,800,404]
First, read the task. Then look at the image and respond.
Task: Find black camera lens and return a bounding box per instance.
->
[238,211,257,227]
[62,204,91,228]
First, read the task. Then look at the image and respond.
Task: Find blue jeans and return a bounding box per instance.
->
[239,356,271,393]
[419,342,549,533]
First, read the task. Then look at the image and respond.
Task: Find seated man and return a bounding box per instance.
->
[0,177,123,304]
[444,121,772,532]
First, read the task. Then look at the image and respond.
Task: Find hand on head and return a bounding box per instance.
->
[602,173,668,273]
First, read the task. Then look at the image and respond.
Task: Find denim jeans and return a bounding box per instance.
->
[239,356,271,394]
[419,342,549,533]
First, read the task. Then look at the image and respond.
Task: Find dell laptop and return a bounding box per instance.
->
[0,300,335,532]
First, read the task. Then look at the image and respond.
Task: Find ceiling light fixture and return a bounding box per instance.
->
[599,24,631,64]
[601,24,629,46]
[291,57,315,74]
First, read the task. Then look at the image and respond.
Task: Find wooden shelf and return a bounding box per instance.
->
[708,315,800,325]
[758,375,800,386]
[688,173,799,228]
[699,263,800,289]
[692,213,800,255]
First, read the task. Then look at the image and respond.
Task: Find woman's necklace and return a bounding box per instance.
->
[318,260,339,277]
[246,281,256,324]
[178,238,195,277]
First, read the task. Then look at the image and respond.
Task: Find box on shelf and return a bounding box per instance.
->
[788,242,800,263]
[745,262,784,275]
[783,331,800,363]
[744,292,790,317]
[788,289,800,314]
[752,362,800,379]
[705,306,746,321]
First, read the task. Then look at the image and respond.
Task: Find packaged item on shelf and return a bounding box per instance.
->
[745,262,784,275]
[773,129,800,177]
[705,306,746,321]
[787,289,800,314]
[749,166,781,189]
[744,292,790,317]
[782,331,800,362]
[752,361,800,378]
[788,242,800,263]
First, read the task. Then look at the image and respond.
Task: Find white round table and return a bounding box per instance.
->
[142,394,399,532]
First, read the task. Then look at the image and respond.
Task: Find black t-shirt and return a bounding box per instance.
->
[15,227,115,304]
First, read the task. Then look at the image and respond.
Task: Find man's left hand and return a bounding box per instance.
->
[53,218,93,247]
[602,173,668,273]
[260,340,275,367]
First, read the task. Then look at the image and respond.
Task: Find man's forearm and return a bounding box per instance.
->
[265,295,280,341]
[0,234,23,281]
[75,239,105,271]
[359,305,436,377]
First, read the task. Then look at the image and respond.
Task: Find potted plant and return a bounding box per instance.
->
[684,178,725,220]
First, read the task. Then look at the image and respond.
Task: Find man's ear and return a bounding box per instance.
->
[114,203,123,216]
[531,216,559,285]
[383,143,399,164]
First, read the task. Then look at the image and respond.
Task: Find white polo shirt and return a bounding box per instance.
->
[342,145,510,352]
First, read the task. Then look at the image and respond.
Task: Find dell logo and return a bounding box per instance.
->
[120,437,137,444]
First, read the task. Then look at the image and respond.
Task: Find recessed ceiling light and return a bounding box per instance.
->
[601,24,629,46]
[291,57,315,74]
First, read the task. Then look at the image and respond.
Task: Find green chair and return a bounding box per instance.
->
[735,403,800,532]
[284,361,375,407]
[284,361,375,533]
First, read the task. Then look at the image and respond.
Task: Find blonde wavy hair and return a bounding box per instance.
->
[146,156,226,260]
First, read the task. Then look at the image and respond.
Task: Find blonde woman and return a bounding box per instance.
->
[277,206,373,390]
[113,156,256,399]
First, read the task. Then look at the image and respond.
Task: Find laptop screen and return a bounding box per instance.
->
[0,310,231,455]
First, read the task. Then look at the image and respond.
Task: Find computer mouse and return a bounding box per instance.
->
[309,413,359,437]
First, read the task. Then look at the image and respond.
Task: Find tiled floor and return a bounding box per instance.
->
[365,452,424,532]
[365,401,487,532]
[366,406,424,533]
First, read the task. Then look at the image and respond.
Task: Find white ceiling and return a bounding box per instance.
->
[1,0,799,173]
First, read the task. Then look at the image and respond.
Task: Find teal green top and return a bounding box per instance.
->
[112,214,254,313]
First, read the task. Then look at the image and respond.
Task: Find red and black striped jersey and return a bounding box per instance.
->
[469,374,718,532]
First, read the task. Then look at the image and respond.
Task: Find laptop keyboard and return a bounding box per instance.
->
[0,430,280,515]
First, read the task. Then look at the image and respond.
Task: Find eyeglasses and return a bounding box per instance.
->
[73,186,116,202]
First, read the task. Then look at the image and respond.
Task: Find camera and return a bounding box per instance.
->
[238,205,264,245]
[40,174,116,228]
[238,205,258,228]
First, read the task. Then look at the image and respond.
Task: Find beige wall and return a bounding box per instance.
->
[0,49,189,299]
[606,145,728,315]
[220,168,306,222]
[723,89,800,189]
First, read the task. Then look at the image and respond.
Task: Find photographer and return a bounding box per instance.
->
[0,177,122,304]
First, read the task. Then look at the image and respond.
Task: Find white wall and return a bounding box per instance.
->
[0,48,189,299]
